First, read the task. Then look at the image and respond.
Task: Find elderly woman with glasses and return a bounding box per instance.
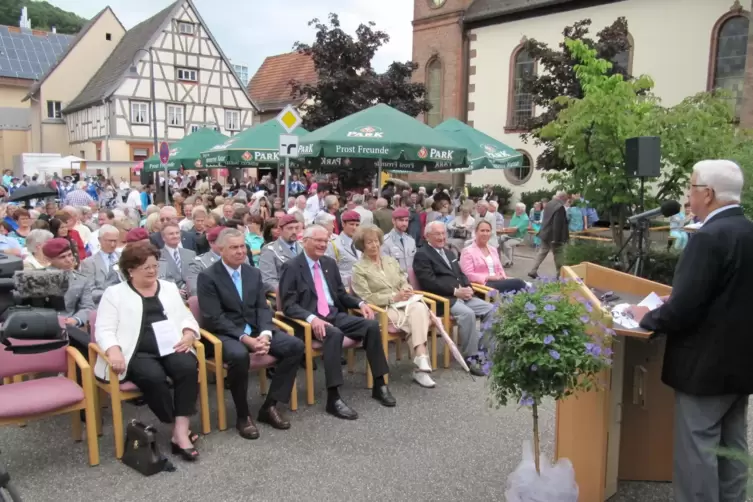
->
[351,225,435,388]
[94,242,201,461]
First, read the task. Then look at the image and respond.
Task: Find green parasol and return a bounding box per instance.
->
[143,127,229,172]
[200,120,309,168]
[297,103,467,171]
[434,118,523,170]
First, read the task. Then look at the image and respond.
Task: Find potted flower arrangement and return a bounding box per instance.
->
[486,278,613,499]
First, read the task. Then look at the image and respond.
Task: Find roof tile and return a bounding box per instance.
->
[247,52,317,112]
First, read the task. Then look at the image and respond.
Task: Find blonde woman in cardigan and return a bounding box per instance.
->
[351,225,435,388]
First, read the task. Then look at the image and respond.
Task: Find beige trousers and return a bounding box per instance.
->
[387,301,431,358]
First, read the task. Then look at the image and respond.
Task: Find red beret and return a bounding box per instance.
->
[206,226,223,243]
[278,214,298,228]
[392,208,410,219]
[125,228,149,243]
[341,210,360,222]
[42,238,71,258]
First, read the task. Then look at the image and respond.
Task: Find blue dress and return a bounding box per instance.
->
[669,211,688,250]
[530,209,542,247]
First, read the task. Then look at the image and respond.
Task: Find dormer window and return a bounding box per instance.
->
[178,22,195,35]
[177,68,198,82]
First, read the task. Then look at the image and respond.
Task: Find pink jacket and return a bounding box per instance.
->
[460,242,507,284]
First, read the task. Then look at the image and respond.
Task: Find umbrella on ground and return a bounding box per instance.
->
[8,183,58,204]
[434,118,523,170]
[296,103,468,173]
[427,308,473,377]
[200,120,309,168]
[142,128,229,172]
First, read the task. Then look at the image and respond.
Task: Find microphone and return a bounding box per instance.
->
[13,270,70,298]
[628,200,681,224]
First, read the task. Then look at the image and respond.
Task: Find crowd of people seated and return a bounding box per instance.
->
[3,173,542,464]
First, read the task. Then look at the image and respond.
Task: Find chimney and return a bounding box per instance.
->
[19,7,31,29]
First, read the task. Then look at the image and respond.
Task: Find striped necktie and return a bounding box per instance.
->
[173,249,181,269]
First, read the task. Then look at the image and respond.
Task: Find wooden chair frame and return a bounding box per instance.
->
[373,298,439,374]
[199,317,299,432]
[0,346,100,466]
[87,341,211,459]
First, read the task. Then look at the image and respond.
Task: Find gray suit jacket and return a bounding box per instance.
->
[48,266,95,323]
[187,251,221,296]
[259,238,301,292]
[159,247,197,290]
[80,252,122,304]
[325,233,361,285]
[538,198,569,245]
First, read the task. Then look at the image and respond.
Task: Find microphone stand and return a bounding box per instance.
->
[613,217,650,278]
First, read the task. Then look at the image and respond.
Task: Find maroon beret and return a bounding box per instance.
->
[392,208,410,219]
[42,238,71,258]
[278,214,298,228]
[206,226,223,243]
[125,228,149,243]
[341,210,360,222]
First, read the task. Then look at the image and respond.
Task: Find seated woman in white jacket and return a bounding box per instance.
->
[95,241,201,462]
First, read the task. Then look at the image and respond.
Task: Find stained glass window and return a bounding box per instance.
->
[510,50,535,129]
[713,15,749,118]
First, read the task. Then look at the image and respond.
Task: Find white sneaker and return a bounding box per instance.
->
[414,355,432,372]
[412,371,436,388]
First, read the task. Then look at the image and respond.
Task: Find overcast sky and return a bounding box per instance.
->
[49,0,413,76]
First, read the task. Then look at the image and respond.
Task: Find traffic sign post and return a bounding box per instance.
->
[159,141,170,204]
[276,106,302,202]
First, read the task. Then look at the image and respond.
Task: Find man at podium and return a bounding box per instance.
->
[628,160,753,502]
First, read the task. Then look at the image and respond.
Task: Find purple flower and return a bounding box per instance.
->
[481,320,492,331]
[603,347,613,357]
[536,317,545,325]
[544,304,556,312]
[549,350,561,360]
[585,342,602,357]
[530,364,538,371]
[604,328,616,336]
[487,289,498,297]
[543,335,555,345]
[580,315,590,323]
[584,302,593,312]
[520,394,535,406]
[481,361,491,374]
[528,312,536,319]
[525,302,537,312]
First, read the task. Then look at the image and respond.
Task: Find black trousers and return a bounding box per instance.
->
[321,312,389,389]
[220,331,304,419]
[125,352,198,424]
[486,278,527,294]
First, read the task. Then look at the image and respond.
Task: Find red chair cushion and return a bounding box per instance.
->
[0,377,84,418]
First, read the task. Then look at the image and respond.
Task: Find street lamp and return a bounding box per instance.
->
[127,48,168,204]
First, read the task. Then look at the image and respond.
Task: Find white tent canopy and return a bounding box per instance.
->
[37,155,84,172]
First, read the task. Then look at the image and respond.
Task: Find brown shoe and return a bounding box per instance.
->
[257,405,291,430]
[236,417,260,440]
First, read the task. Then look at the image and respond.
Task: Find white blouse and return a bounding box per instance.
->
[484,254,495,276]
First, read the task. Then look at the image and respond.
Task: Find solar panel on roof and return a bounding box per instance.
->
[0,25,74,80]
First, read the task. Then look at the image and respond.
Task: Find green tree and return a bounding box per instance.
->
[0,1,86,34]
[291,13,430,131]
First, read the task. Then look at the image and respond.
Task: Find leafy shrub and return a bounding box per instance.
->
[520,189,556,211]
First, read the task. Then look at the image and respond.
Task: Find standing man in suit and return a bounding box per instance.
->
[628,160,753,502]
[326,210,361,284]
[187,226,224,296]
[259,214,301,292]
[158,223,197,298]
[413,221,492,376]
[528,190,569,278]
[381,208,416,274]
[278,225,394,420]
[198,228,304,438]
[79,224,122,304]
[150,206,197,251]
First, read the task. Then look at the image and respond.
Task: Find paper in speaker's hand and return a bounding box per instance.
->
[638,292,664,311]
[152,320,180,357]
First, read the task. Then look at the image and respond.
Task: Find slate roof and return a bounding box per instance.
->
[24,7,121,101]
[63,1,179,114]
[464,0,578,23]
[0,25,74,81]
[247,51,316,112]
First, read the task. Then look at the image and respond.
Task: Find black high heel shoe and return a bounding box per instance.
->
[171,441,199,461]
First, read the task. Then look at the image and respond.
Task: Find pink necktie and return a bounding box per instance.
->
[313,262,330,317]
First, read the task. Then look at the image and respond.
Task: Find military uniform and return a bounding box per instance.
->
[259,238,301,292]
[326,232,361,285]
[381,229,416,274]
[187,251,221,296]
[47,266,96,352]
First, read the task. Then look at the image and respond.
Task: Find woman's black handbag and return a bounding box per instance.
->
[121,421,174,475]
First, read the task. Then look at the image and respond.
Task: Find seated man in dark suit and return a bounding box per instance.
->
[278,224,394,420]
[197,228,304,439]
[413,221,493,376]
[150,206,197,251]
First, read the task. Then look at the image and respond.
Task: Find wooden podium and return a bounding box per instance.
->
[557,263,674,501]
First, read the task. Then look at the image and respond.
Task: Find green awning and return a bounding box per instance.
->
[200,120,309,168]
[434,118,523,170]
[297,103,467,170]
[143,128,229,172]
